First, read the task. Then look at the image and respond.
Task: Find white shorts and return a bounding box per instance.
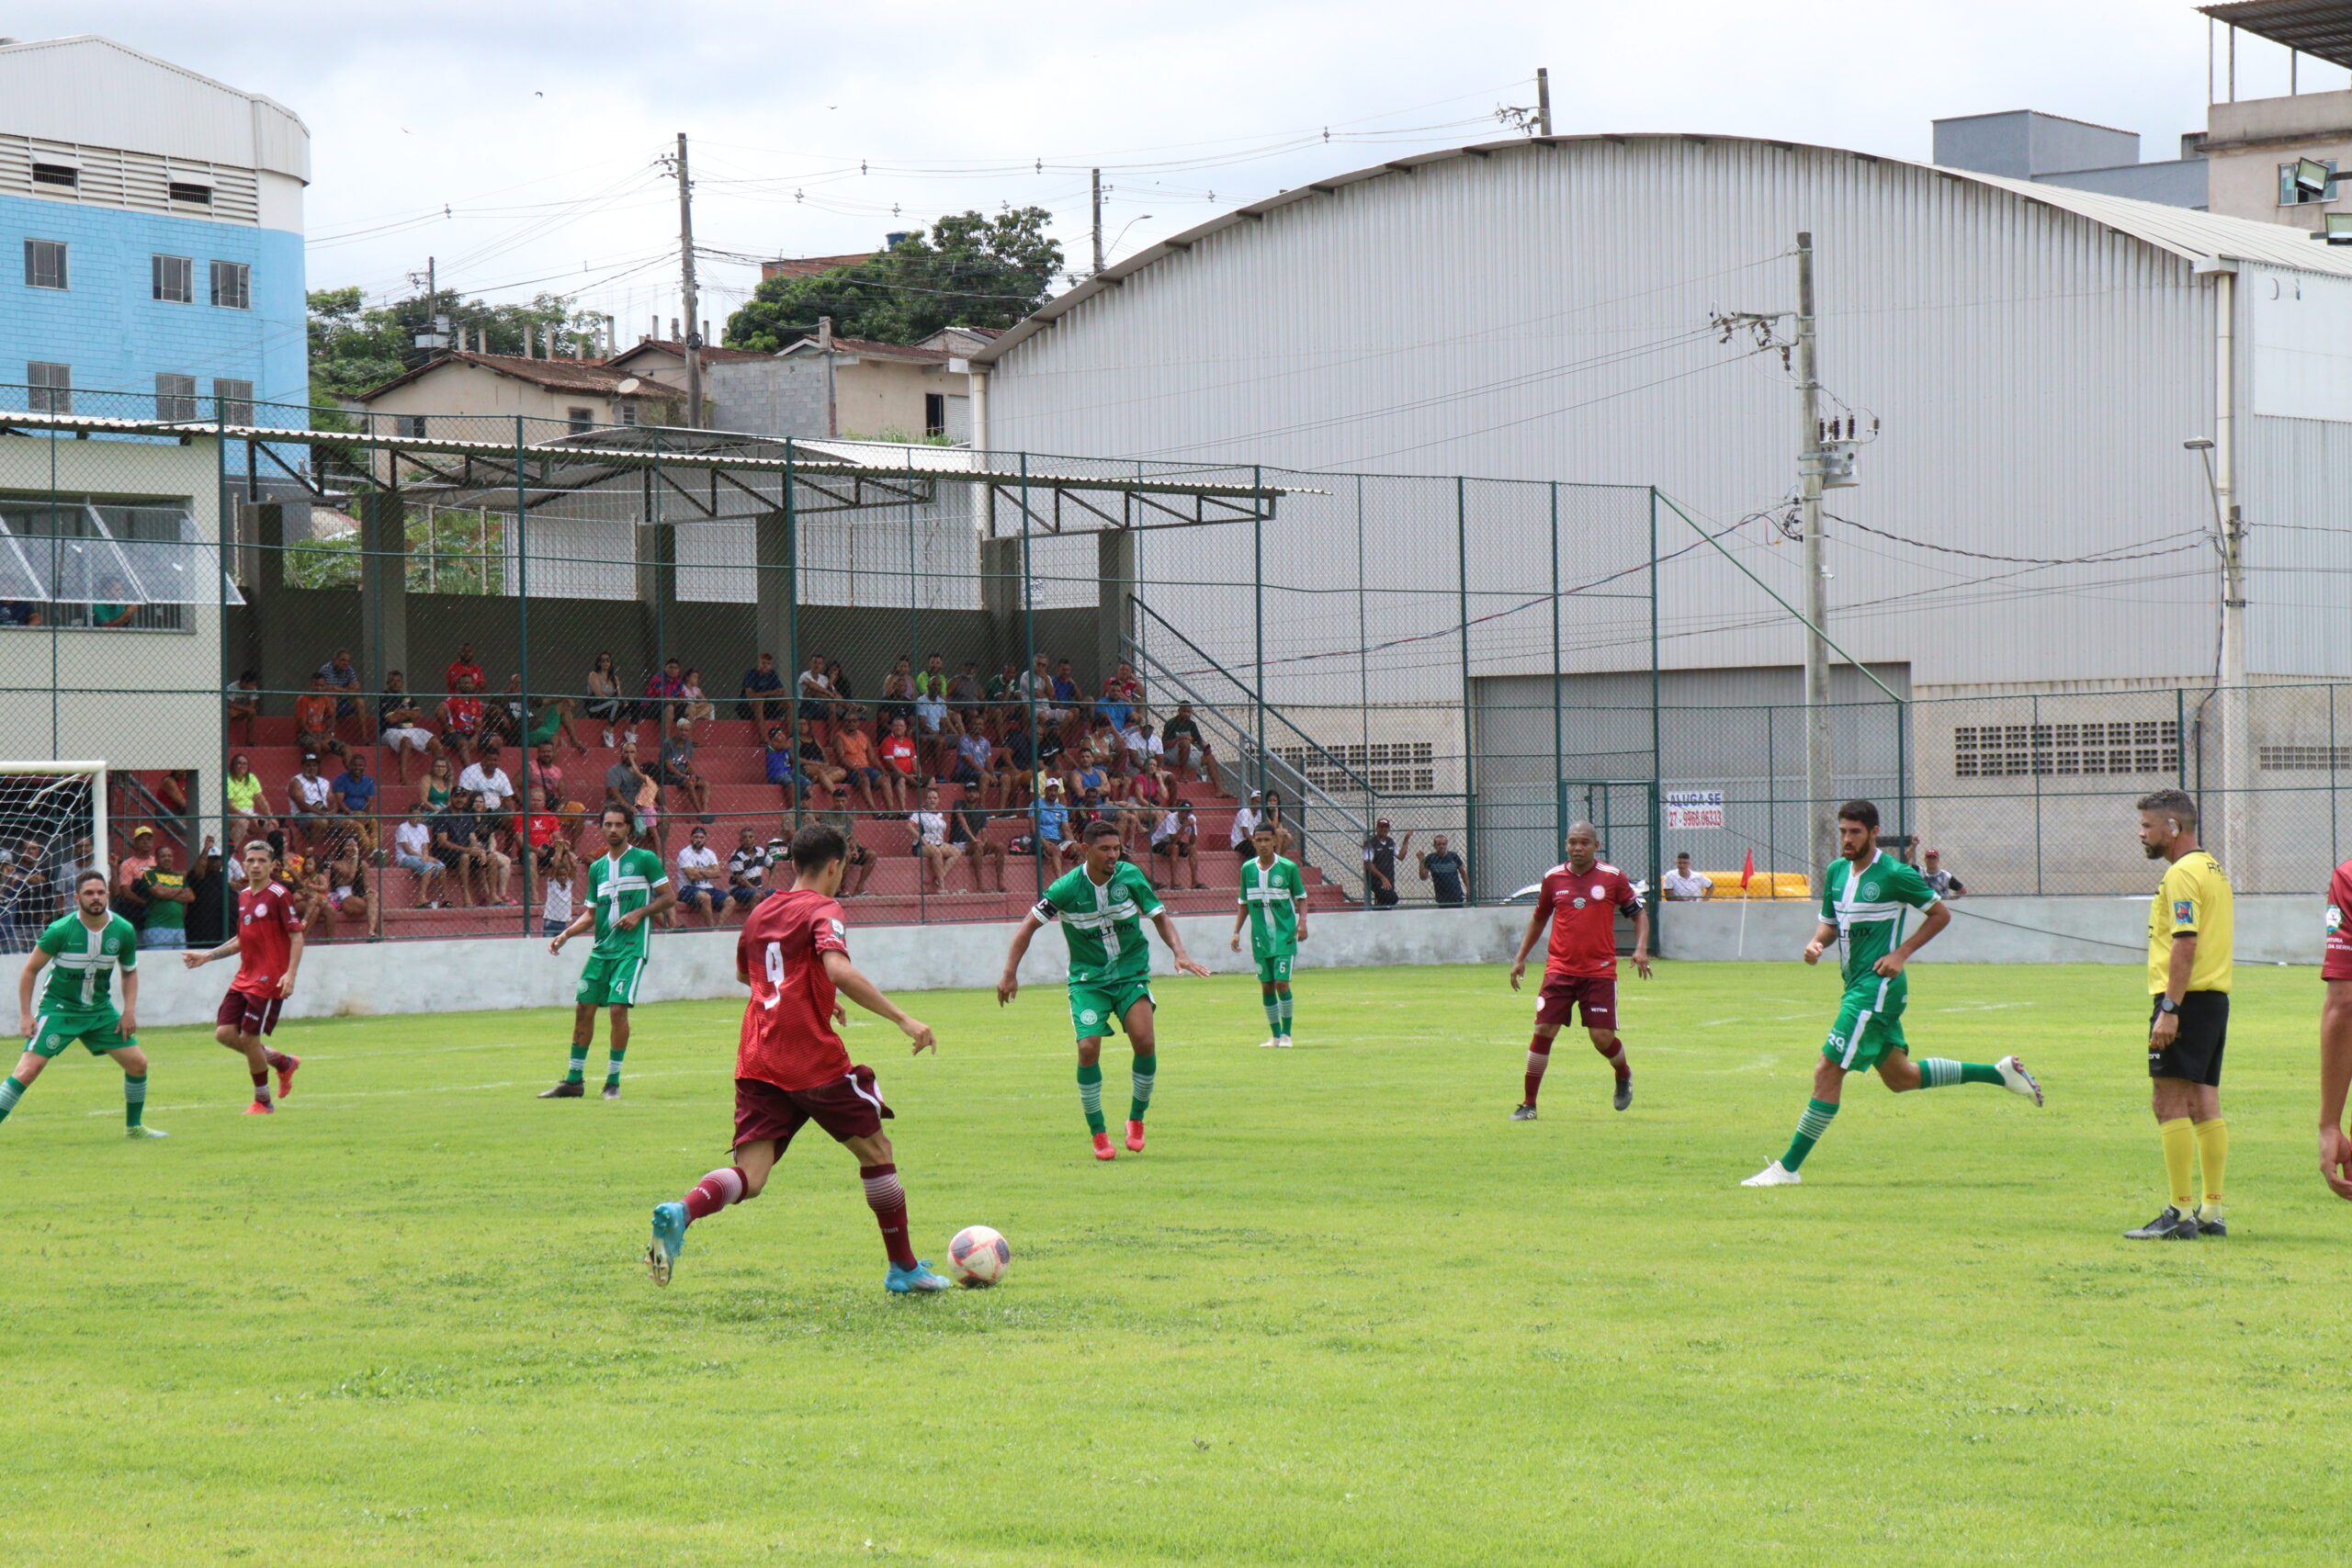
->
[384,725,434,749]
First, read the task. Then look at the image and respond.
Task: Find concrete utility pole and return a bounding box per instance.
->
[675,131,702,427]
[1795,231,1835,876]
[2211,264,2248,867]
[1536,68,1552,136]
[1091,168,1106,276]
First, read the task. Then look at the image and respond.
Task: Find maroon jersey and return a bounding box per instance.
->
[2326,860,2352,981]
[233,881,303,997]
[736,887,854,1091]
[1534,861,1641,979]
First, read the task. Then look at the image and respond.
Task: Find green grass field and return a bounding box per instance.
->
[0,958,2341,1566]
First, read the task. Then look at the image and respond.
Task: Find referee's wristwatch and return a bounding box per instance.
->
[2156,996,2180,1015]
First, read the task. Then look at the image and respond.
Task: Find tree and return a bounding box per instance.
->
[723,207,1063,350]
[307,288,601,406]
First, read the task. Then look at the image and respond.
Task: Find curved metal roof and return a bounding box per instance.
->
[975,132,2352,365]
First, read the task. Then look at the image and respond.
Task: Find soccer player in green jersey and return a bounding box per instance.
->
[1230,822,1307,1048]
[1,870,162,1138]
[1743,798,2042,1187]
[541,805,676,1100]
[998,818,1211,1160]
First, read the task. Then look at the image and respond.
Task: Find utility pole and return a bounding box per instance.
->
[1536,68,1552,136]
[2212,264,2247,867]
[675,131,702,427]
[1794,231,1835,877]
[1091,168,1106,276]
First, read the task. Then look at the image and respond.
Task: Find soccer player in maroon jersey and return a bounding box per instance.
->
[1507,821,1652,1119]
[644,822,951,1293]
[183,838,304,1113]
[2321,858,2352,1200]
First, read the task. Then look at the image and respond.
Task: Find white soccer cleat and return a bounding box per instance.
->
[1741,1160,1801,1187]
[1995,1055,2044,1106]
[1275,1035,1294,1049]
[1258,1036,1280,1049]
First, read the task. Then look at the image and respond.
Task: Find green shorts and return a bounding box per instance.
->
[1069,977,1154,1042]
[1253,950,1294,985]
[577,950,646,1008]
[28,1010,133,1058]
[1822,978,1908,1072]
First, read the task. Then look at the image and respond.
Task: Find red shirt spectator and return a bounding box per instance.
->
[2326,860,2352,980]
[445,645,485,695]
[880,732,917,776]
[1533,860,1642,979]
[736,887,854,1091]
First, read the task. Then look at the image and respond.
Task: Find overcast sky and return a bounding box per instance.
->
[40,1,2343,338]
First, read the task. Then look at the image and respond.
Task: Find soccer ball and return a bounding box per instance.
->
[948,1224,1011,1288]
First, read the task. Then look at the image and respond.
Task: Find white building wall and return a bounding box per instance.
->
[987,137,2273,691]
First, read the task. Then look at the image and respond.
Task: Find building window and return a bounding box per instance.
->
[1953,720,2180,778]
[924,392,946,437]
[2259,743,2352,771]
[168,181,212,207]
[154,373,198,422]
[567,406,594,434]
[1272,740,1437,794]
[2279,159,2342,205]
[152,254,194,303]
[30,162,77,188]
[395,414,427,439]
[28,362,70,414]
[617,402,639,427]
[213,378,254,424]
[209,259,251,310]
[23,239,67,290]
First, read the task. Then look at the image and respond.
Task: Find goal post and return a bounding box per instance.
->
[0,763,108,952]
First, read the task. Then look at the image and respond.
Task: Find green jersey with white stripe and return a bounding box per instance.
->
[588,846,670,960]
[34,912,137,1019]
[1820,851,1939,992]
[1238,854,1305,957]
[1035,861,1164,987]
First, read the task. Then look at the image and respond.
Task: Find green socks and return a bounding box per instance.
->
[1262,998,1283,1036]
[124,1073,146,1129]
[1077,1062,1105,1134]
[1129,1054,1156,1122]
[605,1049,625,1088]
[1917,1058,2003,1089]
[1278,992,1295,1035]
[0,1073,24,1123]
[565,1048,587,1085]
[1781,1097,1838,1171]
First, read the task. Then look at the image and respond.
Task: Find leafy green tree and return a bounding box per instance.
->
[723,208,1063,350]
[307,288,601,406]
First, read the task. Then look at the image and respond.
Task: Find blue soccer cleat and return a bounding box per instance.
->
[646,1201,687,1285]
[886,1259,952,1294]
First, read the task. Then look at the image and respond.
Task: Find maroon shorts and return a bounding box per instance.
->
[733,1066,891,1153]
[1534,974,1617,1031]
[218,987,284,1038]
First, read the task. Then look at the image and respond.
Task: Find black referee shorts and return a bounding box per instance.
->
[2148,990,2228,1086]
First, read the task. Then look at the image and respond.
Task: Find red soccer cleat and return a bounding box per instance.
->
[243,1100,275,1115]
[275,1055,301,1100]
[1125,1119,1147,1154]
[1091,1131,1117,1161]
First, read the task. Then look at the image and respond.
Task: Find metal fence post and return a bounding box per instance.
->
[1456,477,1474,900]
[1549,484,1563,857]
[1252,465,1265,797]
[1647,486,1663,930]
[785,443,801,832]
[514,417,531,936]
[2031,691,2044,897]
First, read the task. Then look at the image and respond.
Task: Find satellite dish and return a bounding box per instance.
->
[615,377,641,395]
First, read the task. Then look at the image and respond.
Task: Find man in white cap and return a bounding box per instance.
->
[1229,789,1263,862]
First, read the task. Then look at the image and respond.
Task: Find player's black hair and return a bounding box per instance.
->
[791,822,848,871]
[1836,798,1881,829]
[1081,818,1123,844]
[599,803,632,827]
[2135,788,2198,830]
[74,868,107,891]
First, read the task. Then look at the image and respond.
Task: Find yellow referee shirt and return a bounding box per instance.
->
[2147,850,2233,995]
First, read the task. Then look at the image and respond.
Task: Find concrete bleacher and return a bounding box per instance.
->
[215,714,1357,941]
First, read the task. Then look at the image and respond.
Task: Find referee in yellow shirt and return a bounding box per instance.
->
[2126,789,2233,1240]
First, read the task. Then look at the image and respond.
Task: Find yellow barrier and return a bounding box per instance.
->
[1696,871,1812,900]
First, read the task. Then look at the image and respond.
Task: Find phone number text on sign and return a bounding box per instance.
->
[1665,790,1724,830]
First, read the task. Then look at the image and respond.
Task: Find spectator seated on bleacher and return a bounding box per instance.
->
[445,641,485,698]
[315,648,361,720]
[878,717,920,812]
[330,751,379,851]
[641,658,686,728]
[727,826,773,912]
[585,651,627,748]
[675,825,724,926]
[878,657,917,730]
[377,671,435,783]
[1161,703,1218,790]
[948,797,1005,893]
[951,727,995,804]
[816,788,877,897]
[1151,801,1204,890]
[288,754,336,847]
[437,676,487,766]
[659,718,713,824]
[1098,661,1144,733]
[293,675,345,762]
[226,670,261,745]
[224,752,273,837]
[391,806,446,908]
[739,652,786,725]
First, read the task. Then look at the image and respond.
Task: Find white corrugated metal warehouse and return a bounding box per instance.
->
[971,132,2352,896]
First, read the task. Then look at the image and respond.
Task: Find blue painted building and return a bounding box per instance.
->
[0,36,308,424]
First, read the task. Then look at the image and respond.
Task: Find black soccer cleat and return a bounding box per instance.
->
[601,1082,620,1100]
[1509,1103,1538,1122]
[2123,1205,2199,1240]
[2196,1210,2227,1238]
[537,1080,584,1099]
[1612,1076,1633,1112]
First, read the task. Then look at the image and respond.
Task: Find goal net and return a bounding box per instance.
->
[0,764,105,953]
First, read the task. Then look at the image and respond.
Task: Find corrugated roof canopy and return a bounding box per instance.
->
[2200,1,2352,70]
